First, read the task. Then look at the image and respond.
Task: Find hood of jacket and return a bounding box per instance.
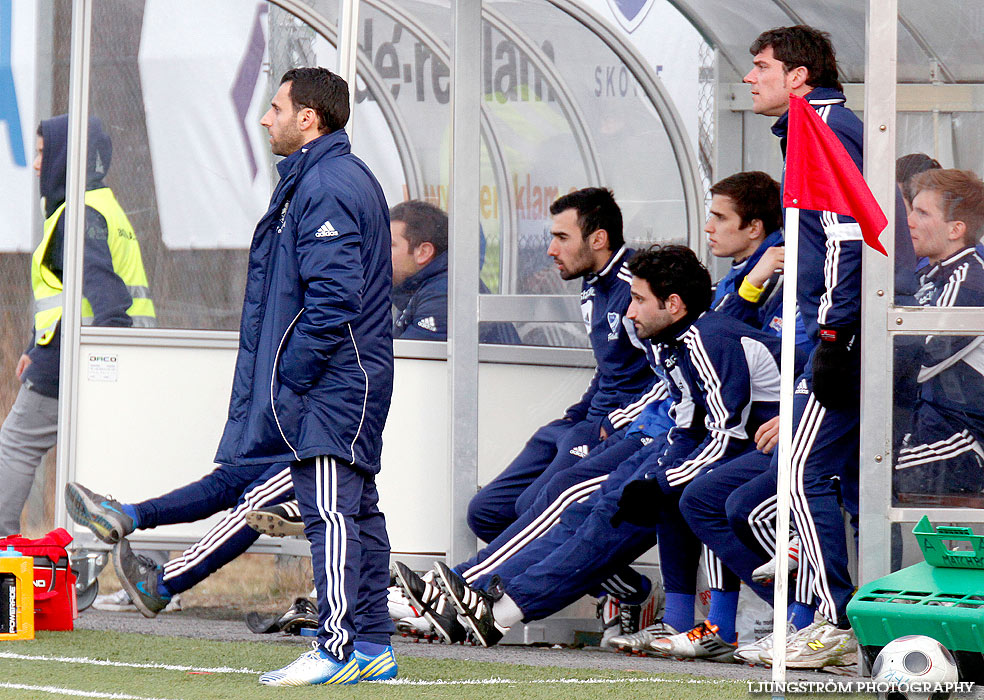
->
[39,114,113,216]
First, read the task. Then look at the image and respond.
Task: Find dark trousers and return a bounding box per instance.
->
[681,449,774,600]
[455,430,646,586]
[290,456,393,661]
[490,442,706,623]
[466,417,603,541]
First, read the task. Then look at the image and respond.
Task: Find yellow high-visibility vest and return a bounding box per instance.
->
[31,188,156,345]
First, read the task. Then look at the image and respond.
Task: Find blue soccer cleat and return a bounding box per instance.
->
[354,645,398,681]
[259,644,360,686]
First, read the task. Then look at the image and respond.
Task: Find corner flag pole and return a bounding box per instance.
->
[770,204,800,699]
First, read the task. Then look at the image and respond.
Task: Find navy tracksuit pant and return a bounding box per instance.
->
[467,417,603,541]
[681,449,776,602]
[717,465,818,607]
[133,462,294,595]
[454,430,646,587]
[290,456,393,661]
[723,375,859,624]
[487,440,709,623]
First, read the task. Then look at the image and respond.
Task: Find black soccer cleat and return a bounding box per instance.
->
[433,561,507,648]
[391,562,466,644]
[113,538,171,619]
[65,482,135,544]
[246,597,319,634]
[245,500,305,537]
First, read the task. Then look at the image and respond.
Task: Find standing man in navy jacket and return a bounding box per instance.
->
[64,70,394,685]
[732,26,864,667]
[223,67,395,686]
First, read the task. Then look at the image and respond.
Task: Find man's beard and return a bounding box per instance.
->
[271,126,305,157]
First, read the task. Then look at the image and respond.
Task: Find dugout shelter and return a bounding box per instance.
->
[0,0,980,625]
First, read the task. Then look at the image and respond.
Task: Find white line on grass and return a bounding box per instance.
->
[378,677,741,686]
[0,651,259,674]
[0,682,179,700]
[2,651,744,687]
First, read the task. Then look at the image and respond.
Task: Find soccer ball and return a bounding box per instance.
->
[871,635,959,700]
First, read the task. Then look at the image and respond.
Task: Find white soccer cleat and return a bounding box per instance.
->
[759,618,857,668]
[733,621,796,665]
[396,615,434,635]
[388,584,418,621]
[608,621,680,652]
[93,588,183,613]
[752,536,800,584]
[648,620,737,662]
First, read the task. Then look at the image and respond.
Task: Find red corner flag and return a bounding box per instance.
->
[783,94,888,255]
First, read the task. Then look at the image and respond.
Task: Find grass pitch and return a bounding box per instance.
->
[0,630,878,700]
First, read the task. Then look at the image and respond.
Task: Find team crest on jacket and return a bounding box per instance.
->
[607,312,620,340]
[276,200,290,234]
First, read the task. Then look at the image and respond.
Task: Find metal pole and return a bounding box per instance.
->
[337,0,359,140]
[770,206,800,698]
[55,0,93,530]
[447,0,481,565]
[860,0,898,584]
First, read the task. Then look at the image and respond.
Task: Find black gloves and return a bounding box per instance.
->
[811,326,860,410]
[611,476,664,527]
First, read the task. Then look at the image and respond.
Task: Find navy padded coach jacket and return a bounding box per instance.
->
[215,129,394,473]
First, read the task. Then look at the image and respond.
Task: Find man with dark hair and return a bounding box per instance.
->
[731,25,864,667]
[464,187,655,543]
[390,199,519,344]
[421,246,780,656]
[896,169,984,496]
[67,67,396,687]
[0,114,155,537]
[275,67,350,144]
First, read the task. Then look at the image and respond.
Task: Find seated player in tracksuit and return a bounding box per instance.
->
[415,247,781,658]
[464,188,658,543]
[390,172,795,645]
[894,169,984,495]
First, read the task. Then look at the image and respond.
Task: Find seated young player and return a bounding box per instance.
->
[405,247,780,661]
[895,169,984,495]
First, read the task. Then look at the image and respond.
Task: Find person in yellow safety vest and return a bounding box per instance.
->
[0,114,156,537]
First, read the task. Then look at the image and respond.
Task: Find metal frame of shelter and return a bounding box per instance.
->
[54,0,975,590]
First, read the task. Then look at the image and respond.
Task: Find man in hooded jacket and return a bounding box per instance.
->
[0,114,154,537]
